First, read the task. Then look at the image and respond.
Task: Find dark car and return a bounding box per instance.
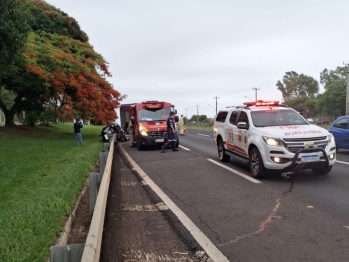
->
[328,116,349,151]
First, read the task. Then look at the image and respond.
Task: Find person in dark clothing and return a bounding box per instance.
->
[161,112,178,153]
[74,118,84,147]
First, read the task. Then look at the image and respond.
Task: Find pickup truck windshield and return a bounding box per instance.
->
[251,109,308,127]
[138,108,170,122]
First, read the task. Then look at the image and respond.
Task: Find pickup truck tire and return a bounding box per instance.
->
[312,166,332,175]
[137,139,144,151]
[218,139,230,162]
[249,148,266,178]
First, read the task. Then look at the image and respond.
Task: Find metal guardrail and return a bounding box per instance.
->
[50,135,115,262]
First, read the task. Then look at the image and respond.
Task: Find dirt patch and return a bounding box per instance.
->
[67,187,91,244]
[67,162,100,244]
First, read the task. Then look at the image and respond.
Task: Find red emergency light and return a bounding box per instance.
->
[142,101,164,109]
[243,101,279,107]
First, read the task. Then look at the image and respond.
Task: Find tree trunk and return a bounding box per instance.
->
[4,110,15,127]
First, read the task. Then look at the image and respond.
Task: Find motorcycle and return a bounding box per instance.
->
[101,123,128,143]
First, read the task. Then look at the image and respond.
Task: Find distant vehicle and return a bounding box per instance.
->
[307,118,315,124]
[213,100,336,178]
[119,101,179,150]
[328,116,349,151]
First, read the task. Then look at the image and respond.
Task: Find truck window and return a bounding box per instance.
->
[229,111,239,125]
[138,108,170,122]
[237,111,249,129]
[216,111,228,122]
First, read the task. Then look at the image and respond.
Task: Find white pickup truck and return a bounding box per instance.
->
[213,101,336,178]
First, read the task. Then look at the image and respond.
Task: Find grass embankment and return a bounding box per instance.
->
[0,123,103,262]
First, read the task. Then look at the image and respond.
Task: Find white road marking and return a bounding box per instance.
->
[119,145,229,262]
[207,159,262,184]
[197,133,210,137]
[179,145,190,151]
[336,160,349,165]
[344,226,349,230]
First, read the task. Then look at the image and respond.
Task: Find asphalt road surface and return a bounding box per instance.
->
[121,128,349,262]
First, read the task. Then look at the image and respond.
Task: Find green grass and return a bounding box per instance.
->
[0,123,104,262]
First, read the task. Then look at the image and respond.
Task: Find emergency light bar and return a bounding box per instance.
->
[142,101,164,109]
[243,101,279,107]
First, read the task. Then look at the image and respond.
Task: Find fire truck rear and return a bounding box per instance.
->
[119,101,179,150]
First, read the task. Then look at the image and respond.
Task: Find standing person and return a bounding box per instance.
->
[179,114,185,135]
[74,118,84,147]
[127,116,136,147]
[161,112,179,153]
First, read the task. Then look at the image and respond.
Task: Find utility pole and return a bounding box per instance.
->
[345,62,349,115]
[252,87,260,102]
[196,105,200,126]
[213,96,220,116]
[184,109,188,125]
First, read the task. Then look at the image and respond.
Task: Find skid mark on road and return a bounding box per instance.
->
[218,175,294,247]
[217,199,282,246]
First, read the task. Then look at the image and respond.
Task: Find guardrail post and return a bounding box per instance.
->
[104,142,110,152]
[99,152,108,176]
[89,173,99,216]
[50,243,85,262]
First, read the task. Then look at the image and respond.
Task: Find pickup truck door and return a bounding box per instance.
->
[226,110,239,150]
[234,111,249,157]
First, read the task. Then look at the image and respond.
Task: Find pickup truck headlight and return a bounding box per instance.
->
[139,126,148,136]
[328,134,334,144]
[263,136,285,147]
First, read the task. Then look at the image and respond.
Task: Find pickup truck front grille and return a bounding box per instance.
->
[282,136,328,153]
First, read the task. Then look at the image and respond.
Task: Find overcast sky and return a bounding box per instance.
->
[47,0,349,119]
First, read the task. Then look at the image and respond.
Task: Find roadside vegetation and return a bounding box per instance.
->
[0,124,103,261]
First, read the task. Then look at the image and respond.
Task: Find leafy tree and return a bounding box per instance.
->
[0,0,31,78]
[0,0,31,126]
[1,31,122,126]
[276,71,319,101]
[0,0,123,126]
[23,0,88,42]
[283,97,317,117]
[316,66,347,117]
[199,115,208,122]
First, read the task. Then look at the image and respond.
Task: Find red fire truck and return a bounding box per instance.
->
[119,101,179,150]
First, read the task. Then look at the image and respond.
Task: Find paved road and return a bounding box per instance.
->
[121,128,349,262]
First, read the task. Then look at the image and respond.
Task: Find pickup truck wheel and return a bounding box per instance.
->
[137,139,143,151]
[312,166,332,175]
[218,139,230,162]
[249,148,266,178]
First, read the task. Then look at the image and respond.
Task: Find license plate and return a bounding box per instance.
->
[155,139,164,142]
[301,155,319,162]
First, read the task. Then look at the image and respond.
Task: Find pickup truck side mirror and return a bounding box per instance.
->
[237,122,247,129]
[174,116,179,122]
